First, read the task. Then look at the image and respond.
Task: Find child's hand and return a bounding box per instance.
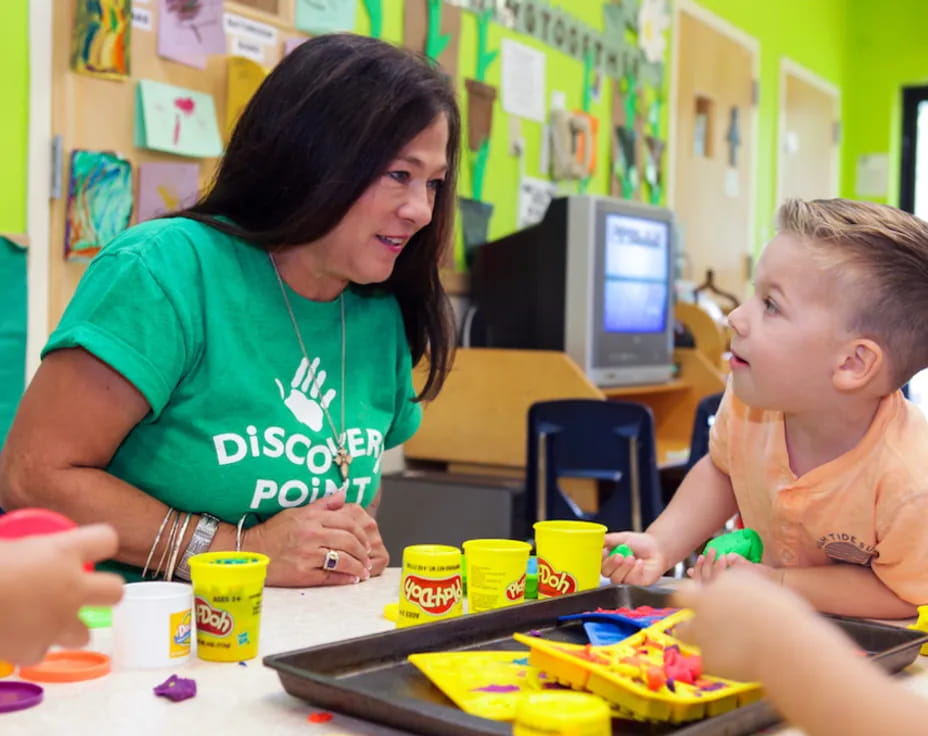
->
[687,551,781,585]
[672,569,816,682]
[0,524,124,665]
[686,548,743,583]
[601,532,668,585]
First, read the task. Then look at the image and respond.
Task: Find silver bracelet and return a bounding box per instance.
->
[153,511,181,580]
[165,513,192,582]
[142,507,174,579]
[235,513,257,552]
[173,513,221,582]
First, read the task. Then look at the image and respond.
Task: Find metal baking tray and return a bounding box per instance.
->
[264,585,928,735]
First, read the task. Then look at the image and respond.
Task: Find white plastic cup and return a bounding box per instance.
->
[112,582,194,669]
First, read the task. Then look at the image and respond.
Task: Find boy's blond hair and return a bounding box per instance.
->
[776,198,928,388]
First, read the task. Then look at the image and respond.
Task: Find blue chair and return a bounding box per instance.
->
[525,399,663,533]
[685,392,724,472]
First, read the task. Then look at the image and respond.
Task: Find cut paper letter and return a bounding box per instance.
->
[226,57,268,139]
[157,0,226,69]
[65,150,133,261]
[135,80,223,158]
[71,0,132,79]
[295,0,357,34]
[137,162,200,222]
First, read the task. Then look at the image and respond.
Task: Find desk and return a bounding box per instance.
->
[5,570,928,736]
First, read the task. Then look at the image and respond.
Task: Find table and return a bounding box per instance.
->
[4,570,928,735]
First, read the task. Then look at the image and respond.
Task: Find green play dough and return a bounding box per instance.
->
[703,529,764,563]
[609,543,634,558]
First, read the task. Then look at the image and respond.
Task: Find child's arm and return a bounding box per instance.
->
[781,564,917,619]
[673,570,927,736]
[602,455,738,584]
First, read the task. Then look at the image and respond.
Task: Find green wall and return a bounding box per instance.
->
[0,0,29,233]
[842,0,928,206]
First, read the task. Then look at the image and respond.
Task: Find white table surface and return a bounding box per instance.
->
[3,569,927,736]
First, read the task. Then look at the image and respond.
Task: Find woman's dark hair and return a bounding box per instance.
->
[175,34,459,401]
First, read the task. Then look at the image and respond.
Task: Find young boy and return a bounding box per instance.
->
[602,198,928,618]
[674,570,926,736]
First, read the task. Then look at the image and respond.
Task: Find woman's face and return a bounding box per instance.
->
[303,115,450,292]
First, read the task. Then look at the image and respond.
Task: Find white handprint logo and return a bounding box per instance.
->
[275,357,337,432]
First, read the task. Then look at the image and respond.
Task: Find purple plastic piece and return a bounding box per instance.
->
[0,681,44,713]
[153,674,197,702]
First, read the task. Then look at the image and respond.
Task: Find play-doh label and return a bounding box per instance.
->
[537,558,577,596]
[169,610,192,658]
[505,573,527,601]
[402,574,463,615]
[195,596,234,637]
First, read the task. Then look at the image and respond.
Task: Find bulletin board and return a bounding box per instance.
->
[47,0,670,332]
[49,1,309,330]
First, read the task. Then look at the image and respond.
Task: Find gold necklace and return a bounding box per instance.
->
[269,253,352,481]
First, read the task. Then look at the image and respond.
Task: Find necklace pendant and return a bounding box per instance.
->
[335,447,352,480]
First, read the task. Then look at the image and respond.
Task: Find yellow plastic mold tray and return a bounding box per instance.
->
[513,610,763,723]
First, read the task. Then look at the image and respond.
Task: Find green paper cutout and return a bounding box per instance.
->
[475,10,497,82]
[582,49,594,114]
[623,73,639,127]
[425,0,451,63]
[471,138,490,202]
[363,0,383,38]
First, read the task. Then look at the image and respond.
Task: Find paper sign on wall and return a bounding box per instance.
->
[224,13,278,45]
[65,150,133,260]
[295,0,357,34]
[518,176,557,229]
[135,80,223,158]
[501,39,545,123]
[158,0,226,69]
[856,153,889,198]
[226,56,268,138]
[137,162,200,221]
[132,7,153,31]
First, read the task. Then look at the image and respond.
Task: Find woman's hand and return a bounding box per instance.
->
[251,491,375,587]
[0,524,124,665]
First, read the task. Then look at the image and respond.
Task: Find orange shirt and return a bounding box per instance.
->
[709,385,928,605]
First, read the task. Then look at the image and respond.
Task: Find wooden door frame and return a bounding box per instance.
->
[26,0,53,380]
[668,0,759,272]
[776,57,841,204]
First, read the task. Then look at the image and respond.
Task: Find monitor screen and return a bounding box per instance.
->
[602,213,670,334]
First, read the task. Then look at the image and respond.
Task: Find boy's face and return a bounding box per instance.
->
[726,233,852,412]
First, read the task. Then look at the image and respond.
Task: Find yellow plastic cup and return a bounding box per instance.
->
[513,692,611,735]
[462,539,532,612]
[397,544,463,628]
[533,520,607,597]
[188,551,270,661]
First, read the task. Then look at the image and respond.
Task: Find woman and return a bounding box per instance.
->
[0,34,459,587]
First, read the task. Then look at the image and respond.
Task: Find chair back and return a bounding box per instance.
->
[526,399,663,533]
[685,392,724,472]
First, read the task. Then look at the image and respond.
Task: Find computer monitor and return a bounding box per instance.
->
[470,195,677,386]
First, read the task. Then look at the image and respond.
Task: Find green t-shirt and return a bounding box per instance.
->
[44,217,421,578]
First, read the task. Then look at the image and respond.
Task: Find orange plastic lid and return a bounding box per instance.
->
[19,651,110,683]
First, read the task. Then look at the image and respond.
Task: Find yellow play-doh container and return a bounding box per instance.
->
[397,544,463,628]
[462,539,532,612]
[513,691,611,735]
[0,660,13,678]
[188,551,269,662]
[533,520,607,598]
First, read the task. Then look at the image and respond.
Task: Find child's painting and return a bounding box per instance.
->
[137,162,200,222]
[135,80,223,158]
[71,0,132,79]
[65,150,133,261]
[158,0,227,69]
